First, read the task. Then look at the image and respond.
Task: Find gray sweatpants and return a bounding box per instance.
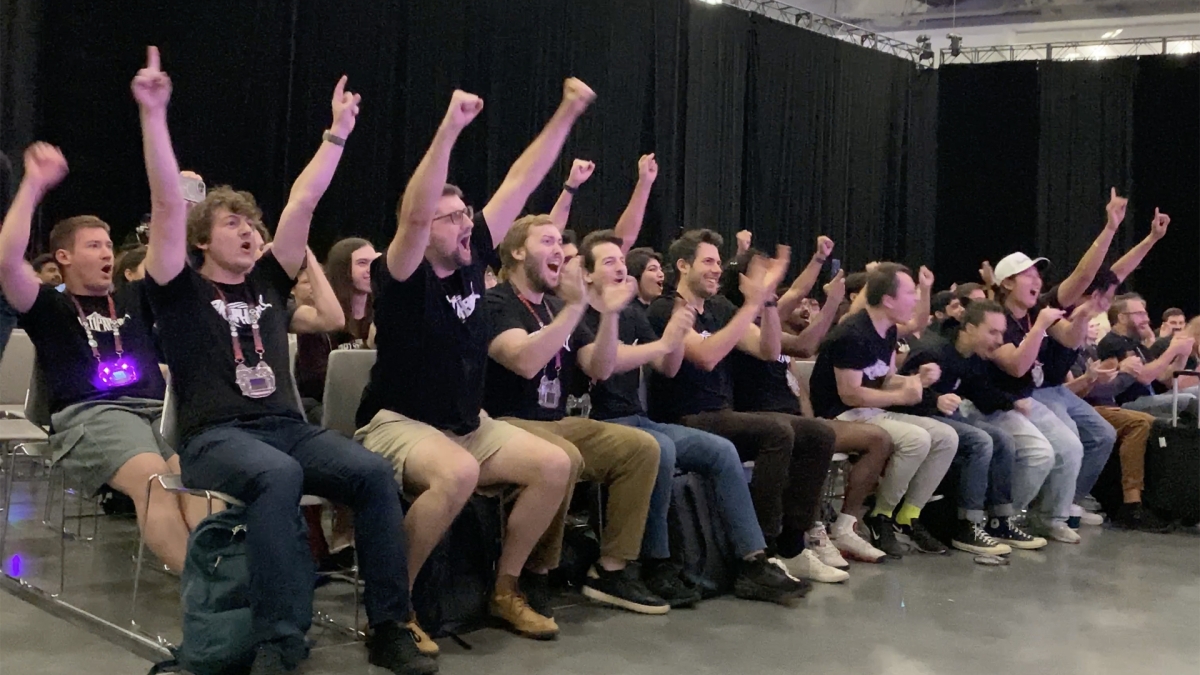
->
[836,408,959,513]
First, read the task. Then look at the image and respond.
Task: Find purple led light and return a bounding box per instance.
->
[7,554,22,577]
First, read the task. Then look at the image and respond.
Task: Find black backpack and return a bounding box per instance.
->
[668,473,737,596]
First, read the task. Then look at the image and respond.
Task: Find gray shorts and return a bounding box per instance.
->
[49,397,174,496]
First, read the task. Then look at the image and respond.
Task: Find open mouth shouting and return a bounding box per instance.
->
[240,240,254,253]
[100,264,113,277]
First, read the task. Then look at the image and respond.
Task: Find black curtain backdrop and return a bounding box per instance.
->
[935,55,1198,318]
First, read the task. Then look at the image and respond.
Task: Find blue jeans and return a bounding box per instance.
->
[1031,385,1117,503]
[939,414,1015,523]
[963,400,1076,524]
[606,415,766,559]
[181,415,410,659]
[1122,388,1199,419]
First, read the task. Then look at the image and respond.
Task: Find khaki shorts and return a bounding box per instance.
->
[355,409,520,491]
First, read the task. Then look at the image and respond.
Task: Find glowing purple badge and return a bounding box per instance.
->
[97,357,140,389]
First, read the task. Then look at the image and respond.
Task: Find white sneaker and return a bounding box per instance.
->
[832,524,887,563]
[1046,521,1081,544]
[806,524,850,570]
[1070,504,1104,526]
[786,549,849,584]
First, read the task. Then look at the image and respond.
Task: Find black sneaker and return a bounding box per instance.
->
[367,620,440,675]
[582,565,670,615]
[733,553,810,605]
[986,516,1047,550]
[897,518,949,555]
[863,513,905,559]
[1114,503,1173,533]
[520,570,555,618]
[951,520,1012,556]
[641,560,702,608]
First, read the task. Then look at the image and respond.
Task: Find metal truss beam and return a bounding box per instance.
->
[941,36,1200,64]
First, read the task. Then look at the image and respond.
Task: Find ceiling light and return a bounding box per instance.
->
[697,0,724,4]
[1100,29,1123,39]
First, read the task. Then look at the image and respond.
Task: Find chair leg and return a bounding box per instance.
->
[0,449,18,565]
[130,473,159,631]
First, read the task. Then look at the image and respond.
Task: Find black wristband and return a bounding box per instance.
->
[322,130,346,147]
[764,299,778,308]
[563,183,579,195]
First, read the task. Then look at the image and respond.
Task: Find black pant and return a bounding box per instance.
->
[679,409,837,539]
[180,415,410,656]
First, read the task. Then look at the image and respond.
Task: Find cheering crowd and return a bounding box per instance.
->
[1,47,1197,675]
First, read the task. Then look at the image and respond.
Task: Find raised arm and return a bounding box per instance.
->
[610,154,657,254]
[273,76,360,278]
[898,266,935,337]
[388,90,483,281]
[289,250,345,334]
[778,236,832,319]
[548,159,594,231]
[735,246,789,361]
[1111,208,1169,283]
[133,46,188,285]
[1057,188,1126,308]
[781,269,845,358]
[482,78,595,243]
[0,144,68,312]
[1137,334,1195,386]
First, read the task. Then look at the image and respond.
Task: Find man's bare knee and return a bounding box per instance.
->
[430,455,480,505]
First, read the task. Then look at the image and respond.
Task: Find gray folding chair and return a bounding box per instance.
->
[319,349,376,436]
[0,329,35,418]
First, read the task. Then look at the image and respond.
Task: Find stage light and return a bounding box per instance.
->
[917,34,934,62]
[948,33,962,57]
[1101,29,1123,39]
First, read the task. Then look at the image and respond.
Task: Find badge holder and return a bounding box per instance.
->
[537,375,561,410]
[72,294,140,390]
[218,290,277,399]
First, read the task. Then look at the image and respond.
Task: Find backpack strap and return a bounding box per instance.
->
[147,658,183,674]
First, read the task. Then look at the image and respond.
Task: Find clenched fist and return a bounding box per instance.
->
[567,159,595,188]
[638,153,658,184]
[815,236,834,261]
[443,89,484,132]
[936,393,962,416]
[918,362,942,387]
[562,78,596,116]
[22,143,69,193]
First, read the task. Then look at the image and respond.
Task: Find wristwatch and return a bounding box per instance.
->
[322,130,346,147]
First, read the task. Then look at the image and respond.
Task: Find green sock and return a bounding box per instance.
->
[871,502,896,519]
[895,503,921,526]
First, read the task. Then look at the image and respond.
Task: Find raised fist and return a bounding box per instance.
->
[568,159,595,188]
[443,89,484,131]
[918,362,942,387]
[562,78,596,115]
[131,46,172,111]
[1150,207,1170,241]
[815,236,834,260]
[979,260,995,287]
[918,265,935,290]
[736,230,752,254]
[1105,187,1128,230]
[637,153,658,184]
[330,76,362,137]
[22,143,68,192]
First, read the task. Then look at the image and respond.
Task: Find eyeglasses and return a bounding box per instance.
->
[432,206,474,225]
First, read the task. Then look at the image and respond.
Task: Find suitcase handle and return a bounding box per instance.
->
[1170,373,1199,429]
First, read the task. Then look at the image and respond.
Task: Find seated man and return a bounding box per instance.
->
[135,51,432,675]
[485,215,666,615]
[1099,293,1197,418]
[31,252,62,285]
[578,229,806,602]
[358,84,594,642]
[1065,353,1167,532]
[809,263,959,556]
[1159,307,1185,338]
[725,241,895,571]
[647,230,837,583]
[896,300,1048,554]
[0,144,198,573]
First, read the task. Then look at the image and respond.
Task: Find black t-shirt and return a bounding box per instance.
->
[732,351,801,415]
[1149,336,1197,394]
[646,295,738,422]
[896,333,1016,416]
[990,289,1071,397]
[810,309,897,419]
[483,283,595,422]
[584,305,658,420]
[17,283,166,414]
[356,213,498,433]
[146,252,302,440]
[295,330,366,402]
[1097,331,1157,403]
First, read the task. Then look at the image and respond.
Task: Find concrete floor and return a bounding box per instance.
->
[2,474,1199,675]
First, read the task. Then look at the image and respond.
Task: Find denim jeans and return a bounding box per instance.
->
[938,414,1016,523]
[1121,388,1199,419]
[962,400,1078,524]
[181,415,410,658]
[1031,385,1117,503]
[607,414,766,559]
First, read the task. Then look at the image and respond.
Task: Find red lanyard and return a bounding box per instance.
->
[516,293,561,373]
[68,293,124,361]
[212,286,266,365]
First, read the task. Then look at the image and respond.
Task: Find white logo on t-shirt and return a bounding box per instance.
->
[699,330,712,339]
[446,283,480,321]
[78,312,129,334]
[862,359,890,381]
[210,296,274,326]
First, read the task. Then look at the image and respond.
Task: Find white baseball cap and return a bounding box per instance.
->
[993,252,1049,283]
